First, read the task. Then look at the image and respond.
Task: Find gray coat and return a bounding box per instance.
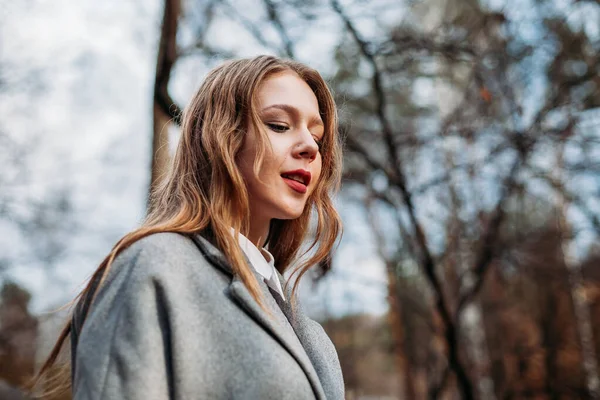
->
[71,232,345,399]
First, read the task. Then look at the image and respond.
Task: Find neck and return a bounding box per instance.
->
[246,217,270,248]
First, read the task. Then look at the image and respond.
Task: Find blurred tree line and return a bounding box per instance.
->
[2,0,600,399]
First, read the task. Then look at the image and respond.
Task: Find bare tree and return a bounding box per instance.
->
[150,0,182,202]
[140,0,600,398]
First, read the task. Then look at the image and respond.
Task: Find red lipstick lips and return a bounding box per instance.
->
[281,169,311,193]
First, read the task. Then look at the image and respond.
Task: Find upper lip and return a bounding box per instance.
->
[281,169,312,186]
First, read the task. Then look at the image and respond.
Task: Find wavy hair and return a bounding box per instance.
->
[34,55,343,394]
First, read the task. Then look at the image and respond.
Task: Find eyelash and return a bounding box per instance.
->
[314,138,323,151]
[266,123,323,151]
[266,123,289,133]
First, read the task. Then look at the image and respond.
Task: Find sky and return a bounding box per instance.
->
[1,0,390,318]
[4,0,599,321]
[2,0,161,308]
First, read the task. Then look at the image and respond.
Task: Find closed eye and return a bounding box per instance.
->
[313,136,323,151]
[266,123,289,133]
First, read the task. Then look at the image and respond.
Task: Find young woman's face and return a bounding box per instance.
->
[237,71,324,232]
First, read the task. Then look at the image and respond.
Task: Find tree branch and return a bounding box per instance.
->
[154,0,182,124]
[262,0,295,58]
[530,165,600,236]
[330,1,474,398]
[150,0,182,202]
[457,151,524,312]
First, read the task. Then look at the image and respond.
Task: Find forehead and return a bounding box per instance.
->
[257,71,320,115]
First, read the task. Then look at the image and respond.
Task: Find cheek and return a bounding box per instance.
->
[236,152,255,182]
[316,153,323,174]
[237,130,260,179]
[310,157,323,189]
[265,139,290,169]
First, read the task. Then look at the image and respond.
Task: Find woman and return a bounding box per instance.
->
[37,55,345,399]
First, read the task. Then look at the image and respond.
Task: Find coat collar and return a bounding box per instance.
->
[189,234,327,400]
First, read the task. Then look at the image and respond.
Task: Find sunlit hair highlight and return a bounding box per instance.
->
[34,55,343,395]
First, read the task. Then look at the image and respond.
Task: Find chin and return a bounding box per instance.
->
[274,203,307,220]
[276,210,305,220]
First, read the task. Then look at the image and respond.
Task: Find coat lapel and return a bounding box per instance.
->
[190,234,327,400]
[272,271,345,399]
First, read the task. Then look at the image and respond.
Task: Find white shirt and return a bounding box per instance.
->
[235,231,286,302]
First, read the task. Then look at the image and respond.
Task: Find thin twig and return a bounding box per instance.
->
[329,0,474,398]
[262,0,295,58]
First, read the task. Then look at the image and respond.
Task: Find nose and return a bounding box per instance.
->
[293,129,319,162]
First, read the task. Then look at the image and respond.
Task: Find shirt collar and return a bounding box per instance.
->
[233,230,286,301]
[236,231,274,279]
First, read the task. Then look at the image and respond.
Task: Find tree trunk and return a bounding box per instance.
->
[385,259,417,399]
[150,0,181,205]
[365,200,415,399]
[556,140,600,399]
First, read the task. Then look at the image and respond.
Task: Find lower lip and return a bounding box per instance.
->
[282,177,307,193]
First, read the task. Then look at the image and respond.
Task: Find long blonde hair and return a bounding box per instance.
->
[35,55,343,392]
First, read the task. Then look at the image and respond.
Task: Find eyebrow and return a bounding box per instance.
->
[261,104,324,127]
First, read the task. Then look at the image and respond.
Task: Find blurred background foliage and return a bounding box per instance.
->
[2,0,600,398]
